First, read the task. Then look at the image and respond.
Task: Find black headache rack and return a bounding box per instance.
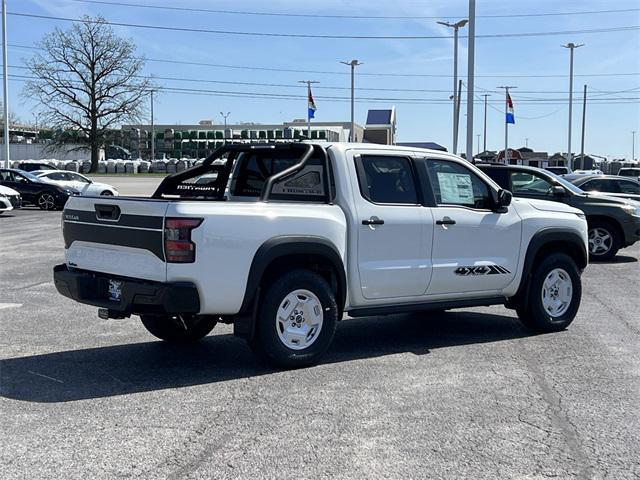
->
[152,142,334,203]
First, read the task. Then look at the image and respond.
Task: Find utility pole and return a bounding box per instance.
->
[465,0,476,163]
[298,80,319,138]
[476,134,481,154]
[340,60,362,142]
[498,86,517,163]
[220,111,230,144]
[525,138,529,148]
[632,131,636,161]
[482,94,490,152]
[2,0,9,168]
[562,42,584,170]
[150,90,155,161]
[437,19,467,154]
[580,84,587,170]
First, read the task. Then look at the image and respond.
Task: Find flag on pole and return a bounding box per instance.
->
[506,93,515,124]
[308,86,317,119]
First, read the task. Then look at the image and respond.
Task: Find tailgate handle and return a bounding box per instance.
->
[95,204,121,221]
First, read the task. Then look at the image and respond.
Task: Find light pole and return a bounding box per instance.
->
[437,18,467,154]
[2,0,9,167]
[465,0,476,162]
[220,111,230,143]
[562,42,584,169]
[481,94,490,152]
[340,59,363,142]
[150,90,155,160]
[476,134,481,154]
[633,131,636,161]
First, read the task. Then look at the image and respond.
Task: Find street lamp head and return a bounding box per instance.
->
[562,42,585,49]
[437,19,467,29]
[340,60,363,67]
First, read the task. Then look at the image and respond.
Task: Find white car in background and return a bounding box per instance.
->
[0,184,21,214]
[33,170,119,196]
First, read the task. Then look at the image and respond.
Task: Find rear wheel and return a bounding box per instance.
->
[37,192,57,210]
[140,314,217,343]
[249,269,339,368]
[587,219,620,260]
[516,253,581,332]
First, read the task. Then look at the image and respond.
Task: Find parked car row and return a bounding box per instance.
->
[479,163,640,260]
[0,168,119,211]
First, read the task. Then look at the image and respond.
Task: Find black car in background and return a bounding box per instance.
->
[564,175,640,202]
[0,169,78,210]
[15,162,59,172]
[477,164,640,260]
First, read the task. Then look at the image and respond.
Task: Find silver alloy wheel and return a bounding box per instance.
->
[276,289,324,350]
[541,268,573,318]
[38,193,56,210]
[588,227,612,255]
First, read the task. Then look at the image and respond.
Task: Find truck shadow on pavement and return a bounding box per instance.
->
[1,311,533,403]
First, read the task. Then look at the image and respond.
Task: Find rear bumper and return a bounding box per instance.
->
[53,264,200,317]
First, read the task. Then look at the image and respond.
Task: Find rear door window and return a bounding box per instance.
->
[617,179,640,194]
[355,155,418,204]
[582,178,619,193]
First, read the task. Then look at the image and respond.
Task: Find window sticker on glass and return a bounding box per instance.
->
[437,172,474,204]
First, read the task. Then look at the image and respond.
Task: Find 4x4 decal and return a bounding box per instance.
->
[455,265,511,276]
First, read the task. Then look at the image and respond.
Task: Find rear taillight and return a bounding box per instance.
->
[164,218,203,263]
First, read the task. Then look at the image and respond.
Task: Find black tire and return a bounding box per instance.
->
[37,192,57,210]
[516,253,581,333]
[140,314,217,343]
[249,269,339,368]
[587,219,621,261]
[100,190,114,196]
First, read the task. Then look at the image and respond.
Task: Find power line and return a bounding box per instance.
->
[8,44,640,80]
[66,0,640,20]
[7,12,640,40]
[10,63,637,95]
[9,74,640,105]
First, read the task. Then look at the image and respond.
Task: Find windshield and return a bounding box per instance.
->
[17,170,42,182]
[547,172,585,194]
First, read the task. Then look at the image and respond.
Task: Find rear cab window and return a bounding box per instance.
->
[232,150,327,202]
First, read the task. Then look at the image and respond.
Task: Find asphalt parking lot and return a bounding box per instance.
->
[1,206,639,479]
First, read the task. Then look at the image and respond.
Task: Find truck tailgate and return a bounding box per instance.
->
[62,196,170,282]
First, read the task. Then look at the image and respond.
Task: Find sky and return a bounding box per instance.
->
[4,0,640,159]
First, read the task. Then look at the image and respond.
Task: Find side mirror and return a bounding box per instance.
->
[552,185,566,196]
[497,189,512,207]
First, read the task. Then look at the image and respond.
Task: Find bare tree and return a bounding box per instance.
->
[23,15,153,171]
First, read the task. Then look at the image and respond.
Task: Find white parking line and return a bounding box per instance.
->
[0,303,22,310]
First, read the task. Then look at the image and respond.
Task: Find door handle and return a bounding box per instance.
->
[362,217,385,226]
[436,216,456,226]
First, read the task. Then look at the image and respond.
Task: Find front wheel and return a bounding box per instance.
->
[249,269,339,368]
[140,314,217,343]
[100,190,114,196]
[516,253,581,333]
[37,192,57,210]
[588,219,620,260]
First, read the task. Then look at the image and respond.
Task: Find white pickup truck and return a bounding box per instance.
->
[54,142,588,367]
